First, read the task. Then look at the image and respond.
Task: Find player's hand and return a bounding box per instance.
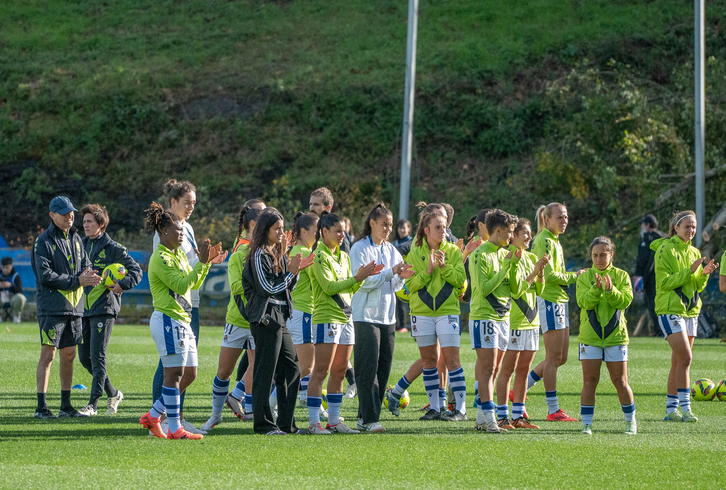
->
[198,239,212,264]
[111,283,124,295]
[288,253,303,275]
[436,250,446,269]
[280,230,292,253]
[576,268,588,277]
[513,247,523,260]
[79,267,102,287]
[534,255,550,275]
[427,250,436,274]
[210,249,228,264]
[0,281,11,289]
[399,267,416,279]
[463,237,482,261]
[355,261,378,282]
[455,238,464,253]
[393,262,412,275]
[702,259,718,275]
[690,257,706,273]
[595,274,603,289]
[604,273,613,292]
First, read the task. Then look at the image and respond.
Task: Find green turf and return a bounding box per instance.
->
[1,323,725,489]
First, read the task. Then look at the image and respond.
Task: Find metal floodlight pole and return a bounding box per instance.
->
[695,0,706,247]
[399,0,419,222]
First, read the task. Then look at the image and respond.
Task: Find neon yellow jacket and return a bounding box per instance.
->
[576,264,632,347]
[405,239,465,317]
[290,244,314,315]
[311,241,360,325]
[149,244,210,323]
[531,228,577,304]
[225,245,250,328]
[508,246,544,330]
[651,236,708,318]
[469,241,517,322]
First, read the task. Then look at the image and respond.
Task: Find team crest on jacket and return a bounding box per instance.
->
[99,250,106,259]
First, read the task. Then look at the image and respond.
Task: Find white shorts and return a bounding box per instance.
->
[508,328,539,352]
[287,309,314,345]
[658,315,698,338]
[538,298,569,333]
[470,319,510,351]
[578,343,628,362]
[314,321,355,345]
[150,311,198,368]
[411,315,461,348]
[221,323,256,350]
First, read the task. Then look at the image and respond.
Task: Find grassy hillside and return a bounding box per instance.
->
[2,0,726,265]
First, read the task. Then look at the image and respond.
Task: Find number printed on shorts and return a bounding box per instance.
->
[512,329,521,337]
[486,322,495,335]
[174,326,186,340]
[224,324,234,336]
[553,304,565,317]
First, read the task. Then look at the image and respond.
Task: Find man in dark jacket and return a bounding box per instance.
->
[0,257,25,322]
[634,214,665,337]
[77,204,143,416]
[32,196,102,419]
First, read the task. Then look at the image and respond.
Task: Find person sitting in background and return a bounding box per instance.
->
[1,257,25,323]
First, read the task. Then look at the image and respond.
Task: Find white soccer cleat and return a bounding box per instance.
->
[326,422,360,434]
[106,390,124,415]
[308,423,332,435]
[201,413,223,432]
[182,419,208,435]
[344,383,357,399]
[77,404,97,417]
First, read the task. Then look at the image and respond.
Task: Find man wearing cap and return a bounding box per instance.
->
[634,214,665,337]
[32,196,102,419]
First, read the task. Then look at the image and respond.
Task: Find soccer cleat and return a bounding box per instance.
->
[546,409,578,422]
[442,410,468,422]
[326,422,360,434]
[357,420,386,433]
[385,390,401,417]
[581,424,593,435]
[419,408,443,421]
[681,410,698,423]
[497,418,515,430]
[106,390,124,415]
[344,383,357,399]
[419,403,431,411]
[225,394,245,419]
[265,429,287,435]
[242,411,254,421]
[475,420,505,433]
[140,412,167,439]
[168,427,203,440]
[201,413,223,432]
[512,417,539,429]
[298,392,308,407]
[624,421,637,435]
[663,411,683,422]
[58,408,89,418]
[308,423,332,435]
[182,419,207,435]
[34,408,57,420]
[13,315,21,323]
[77,404,97,417]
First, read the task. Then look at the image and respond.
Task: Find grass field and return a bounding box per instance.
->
[1,323,725,489]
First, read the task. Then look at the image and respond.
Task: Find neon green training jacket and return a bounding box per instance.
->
[405,239,465,317]
[651,236,708,318]
[149,243,210,323]
[225,245,250,328]
[508,245,544,330]
[290,244,314,315]
[311,241,360,325]
[531,228,577,304]
[469,241,517,322]
[576,264,632,347]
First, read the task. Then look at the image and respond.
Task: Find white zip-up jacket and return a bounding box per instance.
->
[350,236,405,325]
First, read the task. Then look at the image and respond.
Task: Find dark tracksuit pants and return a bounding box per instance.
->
[354,321,396,424]
[79,315,117,403]
[250,309,300,434]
